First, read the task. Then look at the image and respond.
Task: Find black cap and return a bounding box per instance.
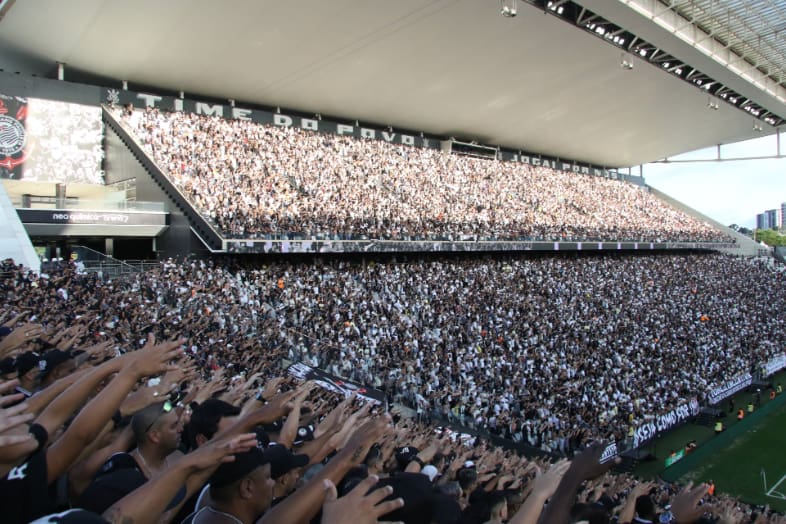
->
[209,447,270,488]
[15,352,41,377]
[184,399,241,449]
[394,446,419,470]
[265,445,309,479]
[374,472,436,524]
[635,494,656,520]
[252,425,271,448]
[40,350,72,378]
[0,357,16,375]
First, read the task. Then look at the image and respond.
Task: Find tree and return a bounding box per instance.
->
[728,224,753,237]
[753,229,786,246]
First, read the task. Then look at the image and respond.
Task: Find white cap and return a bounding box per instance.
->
[421,465,439,482]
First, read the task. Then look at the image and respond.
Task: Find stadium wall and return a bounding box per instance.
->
[102,114,222,258]
[0,70,101,106]
[0,180,39,270]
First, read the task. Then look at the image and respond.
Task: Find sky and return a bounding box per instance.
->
[640,132,786,230]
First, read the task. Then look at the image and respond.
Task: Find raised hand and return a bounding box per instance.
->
[0,379,34,444]
[321,474,404,524]
[183,433,259,473]
[671,482,710,524]
[120,382,178,416]
[0,322,45,356]
[340,414,393,465]
[125,337,185,379]
[714,498,746,524]
[566,442,619,482]
[529,458,571,499]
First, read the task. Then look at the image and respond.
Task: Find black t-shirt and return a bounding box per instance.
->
[78,452,188,515]
[0,446,50,523]
[0,423,51,523]
[78,453,147,514]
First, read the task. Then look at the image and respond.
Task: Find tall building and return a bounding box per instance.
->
[781,202,786,228]
[757,209,781,230]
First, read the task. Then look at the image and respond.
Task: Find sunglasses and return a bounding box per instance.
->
[144,400,174,433]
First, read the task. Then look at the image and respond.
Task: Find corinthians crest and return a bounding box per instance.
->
[0,115,26,156]
[0,97,29,175]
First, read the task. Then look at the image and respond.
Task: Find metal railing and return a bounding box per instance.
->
[11,196,165,213]
[72,245,159,279]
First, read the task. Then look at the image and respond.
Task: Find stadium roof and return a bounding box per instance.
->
[664,0,786,91]
[0,0,784,168]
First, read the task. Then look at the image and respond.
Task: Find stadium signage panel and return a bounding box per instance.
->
[707,372,752,405]
[664,449,685,468]
[103,87,639,183]
[16,209,166,226]
[632,398,700,448]
[496,150,625,181]
[105,88,434,149]
[762,354,786,377]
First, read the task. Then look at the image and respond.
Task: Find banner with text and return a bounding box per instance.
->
[17,209,167,226]
[633,399,700,448]
[707,373,752,405]
[763,354,786,377]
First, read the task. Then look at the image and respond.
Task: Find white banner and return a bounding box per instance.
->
[763,354,786,377]
[633,399,700,448]
[707,373,752,405]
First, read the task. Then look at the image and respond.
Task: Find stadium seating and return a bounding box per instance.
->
[120,107,731,244]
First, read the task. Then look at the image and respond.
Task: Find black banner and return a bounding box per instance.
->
[17,209,167,226]
[286,362,386,405]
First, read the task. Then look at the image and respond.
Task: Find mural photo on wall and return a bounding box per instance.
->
[0,93,104,184]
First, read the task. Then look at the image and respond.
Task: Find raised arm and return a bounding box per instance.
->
[278,383,314,448]
[259,414,391,524]
[45,338,184,482]
[103,433,257,524]
[509,459,570,524]
[536,443,617,524]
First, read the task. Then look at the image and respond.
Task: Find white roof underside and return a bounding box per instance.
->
[0,0,783,168]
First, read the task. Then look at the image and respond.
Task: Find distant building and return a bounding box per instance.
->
[757,209,781,230]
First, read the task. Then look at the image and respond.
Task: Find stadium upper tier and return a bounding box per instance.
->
[121,107,730,243]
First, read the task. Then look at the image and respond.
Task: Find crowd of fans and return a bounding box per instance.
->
[0,251,784,523]
[21,99,105,184]
[118,107,729,244]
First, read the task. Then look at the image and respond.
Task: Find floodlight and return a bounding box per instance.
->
[501,0,517,17]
